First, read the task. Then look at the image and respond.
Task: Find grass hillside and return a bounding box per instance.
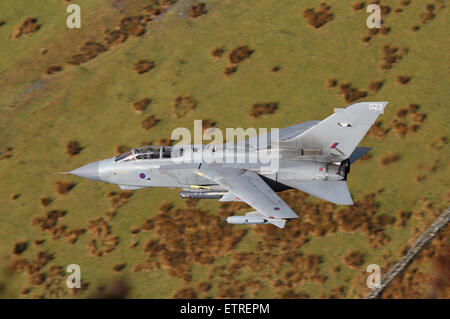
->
[0,0,448,298]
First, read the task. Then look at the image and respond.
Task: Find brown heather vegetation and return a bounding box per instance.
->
[40,197,53,207]
[133,202,247,283]
[368,120,389,138]
[397,75,410,85]
[10,193,20,200]
[118,15,148,37]
[173,95,197,117]
[229,46,254,64]
[392,121,408,137]
[352,1,364,11]
[130,240,138,248]
[211,47,225,58]
[21,287,30,295]
[396,108,408,118]
[133,98,151,113]
[45,65,62,75]
[380,153,399,165]
[380,26,390,35]
[224,65,237,76]
[408,103,420,113]
[113,263,126,272]
[87,217,119,257]
[104,27,128,45]
[396,210,412,227]
[381,45,407,70]
[9,250,65,295]
[65,229,86,245]
[68,42,108,65]
[13,241,28,255]
[369,80,383,92]
[418,3,437,26]
[201,191,397,297]
[271,65,281,72]
[303,3,334,29]
[31,209,86,244]
[223,45,253,76]
[325,286,348,299]
[429,136,448,150]
[370,103,426,140]
[189,3,207,18]
[66,140,83,156]
[67,2,178,65]
[55,181,75,195]
[144,0,178,17]
[173,287,197,299]
[326,78,337,88]
[249,102,278,118]
[141,114,160,129]
[12,17,40,39]
[104,7,173,45]
[411,112,426,123]
[338,83,367,103]
[0,147,13,160]
[380,4,392,16]
[391,104,426,137]
[361,35,371,43]
[130,225,141,234]
[34,239,45,246]
[134,59,155,74]
[106,191,133,209]
[408,123,422,135]
[409,122,421,134]
[198,282,211,293]
[343,251,365,269]
[332,266,341,274]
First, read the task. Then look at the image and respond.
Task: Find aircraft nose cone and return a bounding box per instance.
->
[70,161,100,181]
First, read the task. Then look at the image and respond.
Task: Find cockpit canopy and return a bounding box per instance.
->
[114,146,183,162]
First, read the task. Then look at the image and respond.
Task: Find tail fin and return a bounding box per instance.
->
[285,102,388,159]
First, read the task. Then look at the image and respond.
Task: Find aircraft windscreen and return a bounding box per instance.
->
[114,150,134,162]
[115,146,183,161]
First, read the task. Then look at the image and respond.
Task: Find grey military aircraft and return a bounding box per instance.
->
[67,101,388,228]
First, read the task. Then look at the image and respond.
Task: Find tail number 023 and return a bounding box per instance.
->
[369,103,384,113]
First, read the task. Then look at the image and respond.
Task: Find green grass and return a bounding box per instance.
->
[0,0,449,298]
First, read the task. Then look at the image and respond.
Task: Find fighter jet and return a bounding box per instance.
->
[67,101,388,228]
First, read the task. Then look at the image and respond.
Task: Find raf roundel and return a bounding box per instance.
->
[274,207,280,211]
[139,173,146,179]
